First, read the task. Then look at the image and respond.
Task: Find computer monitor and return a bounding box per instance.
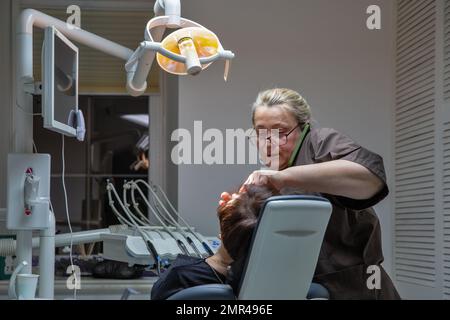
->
[42,26,78,137]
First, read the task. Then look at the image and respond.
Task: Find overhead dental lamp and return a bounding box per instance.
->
[125,8,235,96]
[157,27,220,76]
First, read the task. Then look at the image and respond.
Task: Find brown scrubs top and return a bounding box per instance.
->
[293,124,400,300]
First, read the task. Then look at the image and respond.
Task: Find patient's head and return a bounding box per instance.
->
[217,184,280,261]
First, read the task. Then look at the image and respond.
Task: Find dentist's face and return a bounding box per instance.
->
[253,105,301,170]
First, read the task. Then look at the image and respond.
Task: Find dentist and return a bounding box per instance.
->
[221,88,400,300]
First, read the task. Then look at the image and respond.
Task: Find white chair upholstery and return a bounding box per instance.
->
[167,195,332,300]
[238,195,332,300]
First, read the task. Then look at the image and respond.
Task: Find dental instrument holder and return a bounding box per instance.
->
[6,154,55,299]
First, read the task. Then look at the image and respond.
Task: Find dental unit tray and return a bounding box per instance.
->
[101,226,213,266]
[105,179,216,266]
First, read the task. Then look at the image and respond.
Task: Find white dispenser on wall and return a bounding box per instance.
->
[7,154,51,230]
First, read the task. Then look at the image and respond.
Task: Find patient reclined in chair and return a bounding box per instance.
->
[151,185,332,300]
[151,185,275,300]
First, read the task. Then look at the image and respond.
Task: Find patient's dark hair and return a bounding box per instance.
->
[217,184,279,261]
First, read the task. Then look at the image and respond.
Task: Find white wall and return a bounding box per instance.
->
[177,0,395,275]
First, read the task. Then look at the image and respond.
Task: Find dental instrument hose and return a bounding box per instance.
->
[129,184,191,256]
[106,183,162,273]
[132,182,199,256]
[133,180,201,255]
[122,182,167,240]
[136,180,213,256]
[139,181,204,257]
[127,181,176,227]
[130,182,193,256]
[154,183,214,256]
[107,182,184,266]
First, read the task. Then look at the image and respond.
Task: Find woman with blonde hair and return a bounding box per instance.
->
[220,88,400,300]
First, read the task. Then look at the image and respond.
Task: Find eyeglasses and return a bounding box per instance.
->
[247,124,300,147]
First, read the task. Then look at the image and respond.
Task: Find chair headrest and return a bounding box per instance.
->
[231,194,332,299]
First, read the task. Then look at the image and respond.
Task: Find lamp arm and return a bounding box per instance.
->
[154,0,181,27]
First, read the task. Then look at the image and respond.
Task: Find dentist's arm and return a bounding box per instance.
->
[243,160,384,200]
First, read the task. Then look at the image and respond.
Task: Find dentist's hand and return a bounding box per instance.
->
[219,192,240,207]
[240,169,283,192]
[219,170,284,207]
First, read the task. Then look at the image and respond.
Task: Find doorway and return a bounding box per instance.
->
[33,95,155,234]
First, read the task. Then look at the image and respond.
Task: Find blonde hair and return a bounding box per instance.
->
[252,88,312,128]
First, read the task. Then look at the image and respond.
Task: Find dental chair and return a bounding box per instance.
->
[167,195,332,300]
